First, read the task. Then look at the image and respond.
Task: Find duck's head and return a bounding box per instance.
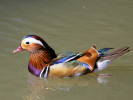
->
[13,35,56,57]
[13,35,46,53]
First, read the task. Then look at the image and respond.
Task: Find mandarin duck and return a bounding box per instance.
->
[13,35,130,78]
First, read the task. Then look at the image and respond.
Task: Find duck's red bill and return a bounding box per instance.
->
[13,46,24,53]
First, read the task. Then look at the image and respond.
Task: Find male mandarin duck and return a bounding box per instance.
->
[13,35,130,78]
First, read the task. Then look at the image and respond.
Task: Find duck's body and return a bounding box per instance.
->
[13,35,130,78]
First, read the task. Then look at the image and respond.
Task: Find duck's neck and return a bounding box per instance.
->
[28,50,56,76]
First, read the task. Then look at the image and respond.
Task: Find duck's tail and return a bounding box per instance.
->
[94,47,131,72]
[101,47,130,60]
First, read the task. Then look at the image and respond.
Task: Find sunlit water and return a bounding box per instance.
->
[0,0,133,100]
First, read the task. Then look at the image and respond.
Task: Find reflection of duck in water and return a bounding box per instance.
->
[13,35,130,78]
[24,74,112,100]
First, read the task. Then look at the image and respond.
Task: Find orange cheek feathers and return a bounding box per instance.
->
[21,43,36,52]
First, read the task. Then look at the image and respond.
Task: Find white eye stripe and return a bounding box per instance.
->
[22,37,45,48]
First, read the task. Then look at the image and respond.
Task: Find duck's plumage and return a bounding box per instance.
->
[13,35,130,78]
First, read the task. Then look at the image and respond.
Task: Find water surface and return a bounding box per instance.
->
[0,0,133,100]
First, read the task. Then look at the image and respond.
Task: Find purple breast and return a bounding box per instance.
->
[28,62,41,77]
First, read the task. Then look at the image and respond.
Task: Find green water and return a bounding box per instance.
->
[0,0,133,100]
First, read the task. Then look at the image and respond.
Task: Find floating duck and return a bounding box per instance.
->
[13,35,130,78]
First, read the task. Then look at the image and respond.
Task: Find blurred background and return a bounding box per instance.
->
[0,0,133,100]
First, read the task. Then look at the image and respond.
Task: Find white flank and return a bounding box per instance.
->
[94,60,112,72]
[22,37,45,48]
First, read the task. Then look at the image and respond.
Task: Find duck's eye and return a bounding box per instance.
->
[26,42,30,45]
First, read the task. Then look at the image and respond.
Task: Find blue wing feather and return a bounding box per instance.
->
[98,48,113,54]
[51,52,82,65]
